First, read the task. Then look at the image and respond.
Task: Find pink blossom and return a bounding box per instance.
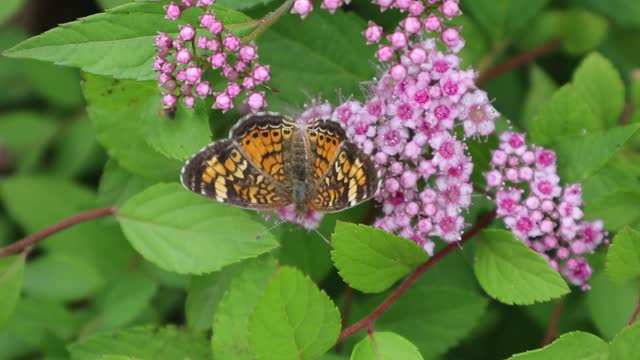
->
[292,0,313,18]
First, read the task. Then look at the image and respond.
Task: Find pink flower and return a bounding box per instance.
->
[223,34,241,51]
[460,90,498,136]
[364,21,384,43]
[247,92,267,111]
[239,45,257,62]
[164,2,181,20]
[292,0,313,18]
[179,25,195,41]
[252,65,271,83]
[214,93,232,112]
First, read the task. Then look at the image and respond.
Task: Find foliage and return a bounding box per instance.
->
[1,0,639,359]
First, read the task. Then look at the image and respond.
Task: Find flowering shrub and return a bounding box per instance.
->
[1,0,640,359]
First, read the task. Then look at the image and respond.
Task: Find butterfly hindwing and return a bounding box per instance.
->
[306,122,379,212]
[181,139,290,209]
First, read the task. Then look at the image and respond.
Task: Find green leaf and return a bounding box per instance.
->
[258,10,375,111]
[586,190,640,232]
[587,271,639,339]
[575,0,640,27]
[82,74,182,181]
[331,222,428,293]
[555,125,640,183]
[376,286,488,359]
[50,115,104,178]
[4,297,78,346]
[474,229,570,305]
[559,9,608,55]
[89,274,159,333]
[0,0,24,24]
[24,60,84,108]
[185,264,241,332]
[572,53,624,128]
[508,331,609,360]
[530,84,601,146]
[463,0,550,42]
[610,323,640,360]
[23,253,105,301]
[607,227,640,285]
[117,183,278,274]
[351,332,424,360]
[522,65,557,130]
[0,111,57,172]
[249,266,341,360]
[217,0,277,9]
[143,101,212,162]
[0,255,25,331]
[4,2,252,81]
[517,9,608,55]
[68,325,211,360]
[212,255,277,360]
[98,159,154,207]
[0,176,134,280]
[97,0,132,10]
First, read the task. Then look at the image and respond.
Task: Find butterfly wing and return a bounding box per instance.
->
[305,119,379,212]
[181,114,295,209]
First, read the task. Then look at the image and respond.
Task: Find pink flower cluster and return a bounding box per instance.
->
[484,132,607,289]
[153,0,269,112]
[279,0,499,253]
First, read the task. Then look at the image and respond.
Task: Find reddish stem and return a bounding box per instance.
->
[628,289,640,326]
[542,299,565,345]
[0,207,117,257]
[337,209,497,342]
[476,40,560,86]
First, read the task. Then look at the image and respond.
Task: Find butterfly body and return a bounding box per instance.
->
[181,113,379,217]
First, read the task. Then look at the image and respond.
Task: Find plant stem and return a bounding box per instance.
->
[0,207,117,257]
[243,0,296,43]
[542,299,565,345]
[628,289,640,326]
[337,209,497,342]
[476,39,560,86]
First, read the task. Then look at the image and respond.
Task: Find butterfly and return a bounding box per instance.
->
[180,113,380,217]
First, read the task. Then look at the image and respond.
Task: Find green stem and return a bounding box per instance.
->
[243,0,296,43]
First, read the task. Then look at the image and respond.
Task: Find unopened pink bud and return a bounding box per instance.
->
[164,2,181,20]
[409,48,427,64]
[242,76,256,90]
[200,12,215,28]
[215,93,232,111]
[321,0,342,13]
[396,0,411,10]
[155,33,172,48]
[389,31,408,48]
[252,65,271,83]
[247,92,266,111]
[408,1,425,15]
[376,46,394,62]
[402,16,421,34]
[176,48,192,64]
[209,52,226,69]
[364,21,384,43]
[196,36,208,49]
[179,25,195,41]
[424,14,441,32]
[441,0,461,19]
[239,45,257,62]
[195,81,211,98]
[223,34,240,51]
[163,93,178,108]
[292,0,313,18]
[184,66,202,83]
[390,64,407,80]
[183,95,195,108]
[226,82,242,98]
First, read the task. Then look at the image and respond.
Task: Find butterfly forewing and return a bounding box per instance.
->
[305,121,379,212]
[181,135,290,209]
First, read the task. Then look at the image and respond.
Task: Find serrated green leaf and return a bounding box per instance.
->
[376,286,488,359]
[586,190,640,232]
[508,331,609,360]
[522,66,557,129]
[331,222,428,293]
[587,271,639,339]
[185,264,241,332]
[463,0,549,42]
[249,266,341,360]
[23,253,105,301]
[572,53,624,127]
[0,255,24,331]
[474,229,569,305]
[98,159,154,207]
[0,111,57,173]
[68,325,210,360]
[530,84,601,146]
[610,323,640,360]
[4,297,78,346]
[4,2,252,81]
[212,255,277,360]
[258,10,375,111]
[116,183,278,274]
[350,332,424,360]
[82,74,185,181]
[555,124,640,183]
[607,227,640,285]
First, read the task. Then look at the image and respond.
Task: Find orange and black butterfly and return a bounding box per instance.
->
[181,113,380,216]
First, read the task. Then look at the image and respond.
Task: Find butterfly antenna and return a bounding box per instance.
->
[256,219,288,240]
[313,228,331,246]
